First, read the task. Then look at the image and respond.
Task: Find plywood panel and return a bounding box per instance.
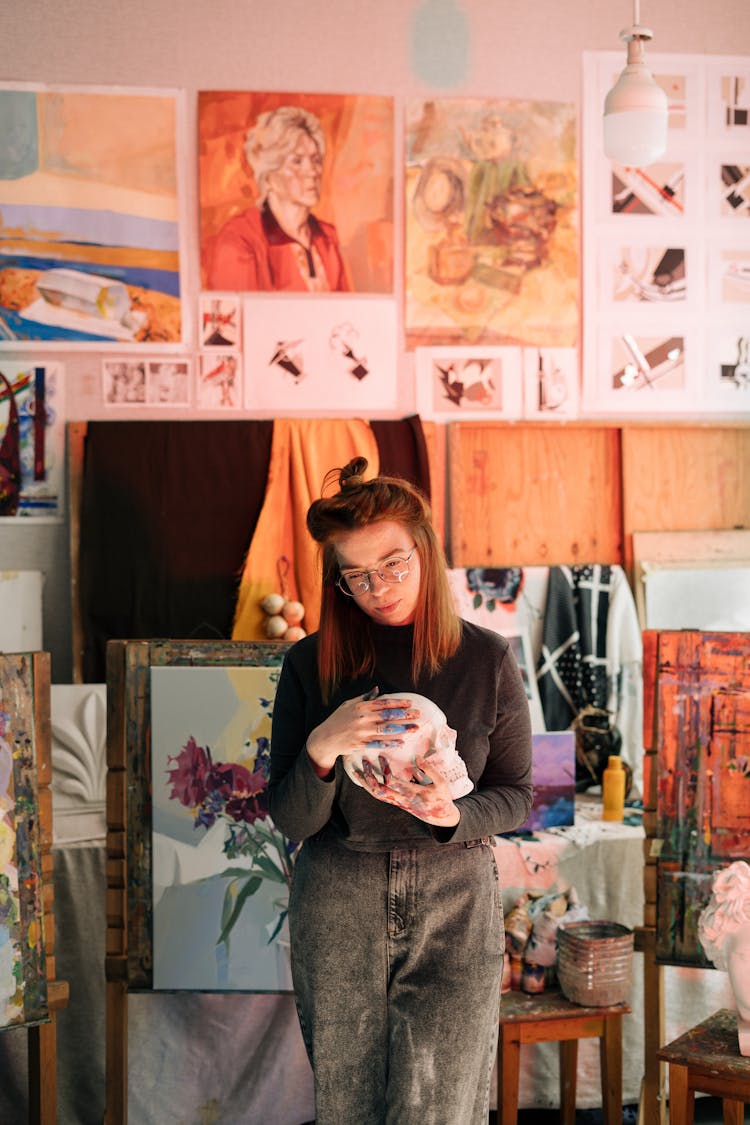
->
[622,426,750,570]
[448,422,622,566]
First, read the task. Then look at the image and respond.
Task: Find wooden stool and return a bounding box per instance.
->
[497,988,630,1125]
[657,1009,750,1125]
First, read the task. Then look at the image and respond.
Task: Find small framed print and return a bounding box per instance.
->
[197,352,242,410]
[102,359,147,405]
[146,360,191,406]
[198,294,242,349]
[415,346,523,421]
[522,347,579,419]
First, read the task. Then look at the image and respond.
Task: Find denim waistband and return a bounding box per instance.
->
[463,836,494,848]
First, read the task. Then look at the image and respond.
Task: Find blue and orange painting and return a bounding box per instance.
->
[513,731,576,833]
[0,87,182,344]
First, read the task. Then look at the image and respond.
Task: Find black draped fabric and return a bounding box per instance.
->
[79,421,273,681]
[78,418,431,683]
[370,415,431,500]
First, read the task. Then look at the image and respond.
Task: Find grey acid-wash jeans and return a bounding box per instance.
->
[288,834,504,1125]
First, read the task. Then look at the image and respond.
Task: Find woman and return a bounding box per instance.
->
[269,457,532,1124]
[205,105,350,292]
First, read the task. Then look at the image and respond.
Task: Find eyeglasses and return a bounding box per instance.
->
[337,547,416,597]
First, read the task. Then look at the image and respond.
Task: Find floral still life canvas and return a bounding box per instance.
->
[405,97,578,350]
[151,664,298,991]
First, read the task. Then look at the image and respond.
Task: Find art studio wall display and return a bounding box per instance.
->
[415,345,523,420]
[0,84,187,347]
[582,53,750,416]
[0,361,64,519]
[522,346,579,419]
[405,96,578,350]
[243,295,398,412]
[198,91,394,294]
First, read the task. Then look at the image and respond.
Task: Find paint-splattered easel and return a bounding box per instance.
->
[0,652,69,1124]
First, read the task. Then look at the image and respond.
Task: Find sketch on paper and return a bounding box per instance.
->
[716,334,750,393]
[199,91,394,294]
[0,86,183,345]
[147,360,191,406]
[522,347,578,418]
[151,663,296,992]
[720,163,750,216]
[0,362,64,519]
[0,657,47,1027]
[721,74,750,130]
[102,360,146,405]
[415,345,523,420]
[611,163,685,217]
[610,246,686,303]
[718,249,750,302]
[197,353,242,410]
[243,296,397,412]
[405,97,578,349]
[199,295,242,349]
[611,334,685,392]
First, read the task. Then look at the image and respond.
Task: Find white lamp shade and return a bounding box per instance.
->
[603,61,668,167]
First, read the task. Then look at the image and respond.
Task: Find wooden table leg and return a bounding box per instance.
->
[28,1017,58,1125]
[498,1026,521,1125]
[559,1038,578,1125]
[667,1062,694,1125]
[722,1099,745,1125]
[601,1014,623,1125]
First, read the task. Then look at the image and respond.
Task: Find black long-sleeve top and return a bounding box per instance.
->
[269,619,533,851]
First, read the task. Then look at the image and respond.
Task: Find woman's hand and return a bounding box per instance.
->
[356,754,460,828]
[306,691,419,779]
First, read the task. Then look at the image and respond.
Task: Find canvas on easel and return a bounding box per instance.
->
[105,639,293,1124]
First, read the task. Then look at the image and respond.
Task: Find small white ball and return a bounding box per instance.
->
[265,614,289,639]
[284,625,307,642]
[260,593,286,616]
[282,600,305,625]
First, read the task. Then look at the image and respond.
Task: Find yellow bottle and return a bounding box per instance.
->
[602,755,626,821]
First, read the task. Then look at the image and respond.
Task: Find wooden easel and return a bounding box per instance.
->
[0,652,69,1125]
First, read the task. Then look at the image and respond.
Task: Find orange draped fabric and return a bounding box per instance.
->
[231,418,379,641]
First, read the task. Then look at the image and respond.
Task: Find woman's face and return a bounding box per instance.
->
[267,131,323,210]
[334,519,421,627]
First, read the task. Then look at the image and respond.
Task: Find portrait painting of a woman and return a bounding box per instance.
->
[200,92,394,294]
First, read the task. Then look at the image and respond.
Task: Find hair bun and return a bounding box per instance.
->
[340,456,369,489]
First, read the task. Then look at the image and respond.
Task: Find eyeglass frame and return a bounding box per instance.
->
[336,546,417,597]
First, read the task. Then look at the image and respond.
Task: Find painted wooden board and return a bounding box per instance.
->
[0,652,49,1028]
[645,630,750,965]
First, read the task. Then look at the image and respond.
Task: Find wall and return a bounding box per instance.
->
[2,0,750,680]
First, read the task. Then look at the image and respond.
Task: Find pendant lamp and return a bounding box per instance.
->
[603,0,668,168]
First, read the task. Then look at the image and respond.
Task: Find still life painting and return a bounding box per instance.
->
[0,85,183,345]
[405,96,578,350]
[151,664,297,991]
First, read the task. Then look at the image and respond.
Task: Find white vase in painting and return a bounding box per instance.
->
[698,860,750,1056]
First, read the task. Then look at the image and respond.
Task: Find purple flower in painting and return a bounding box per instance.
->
[166,736,211,808]
[166,722,300,948]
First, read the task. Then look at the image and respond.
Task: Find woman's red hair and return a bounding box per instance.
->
[306,457,461,702]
